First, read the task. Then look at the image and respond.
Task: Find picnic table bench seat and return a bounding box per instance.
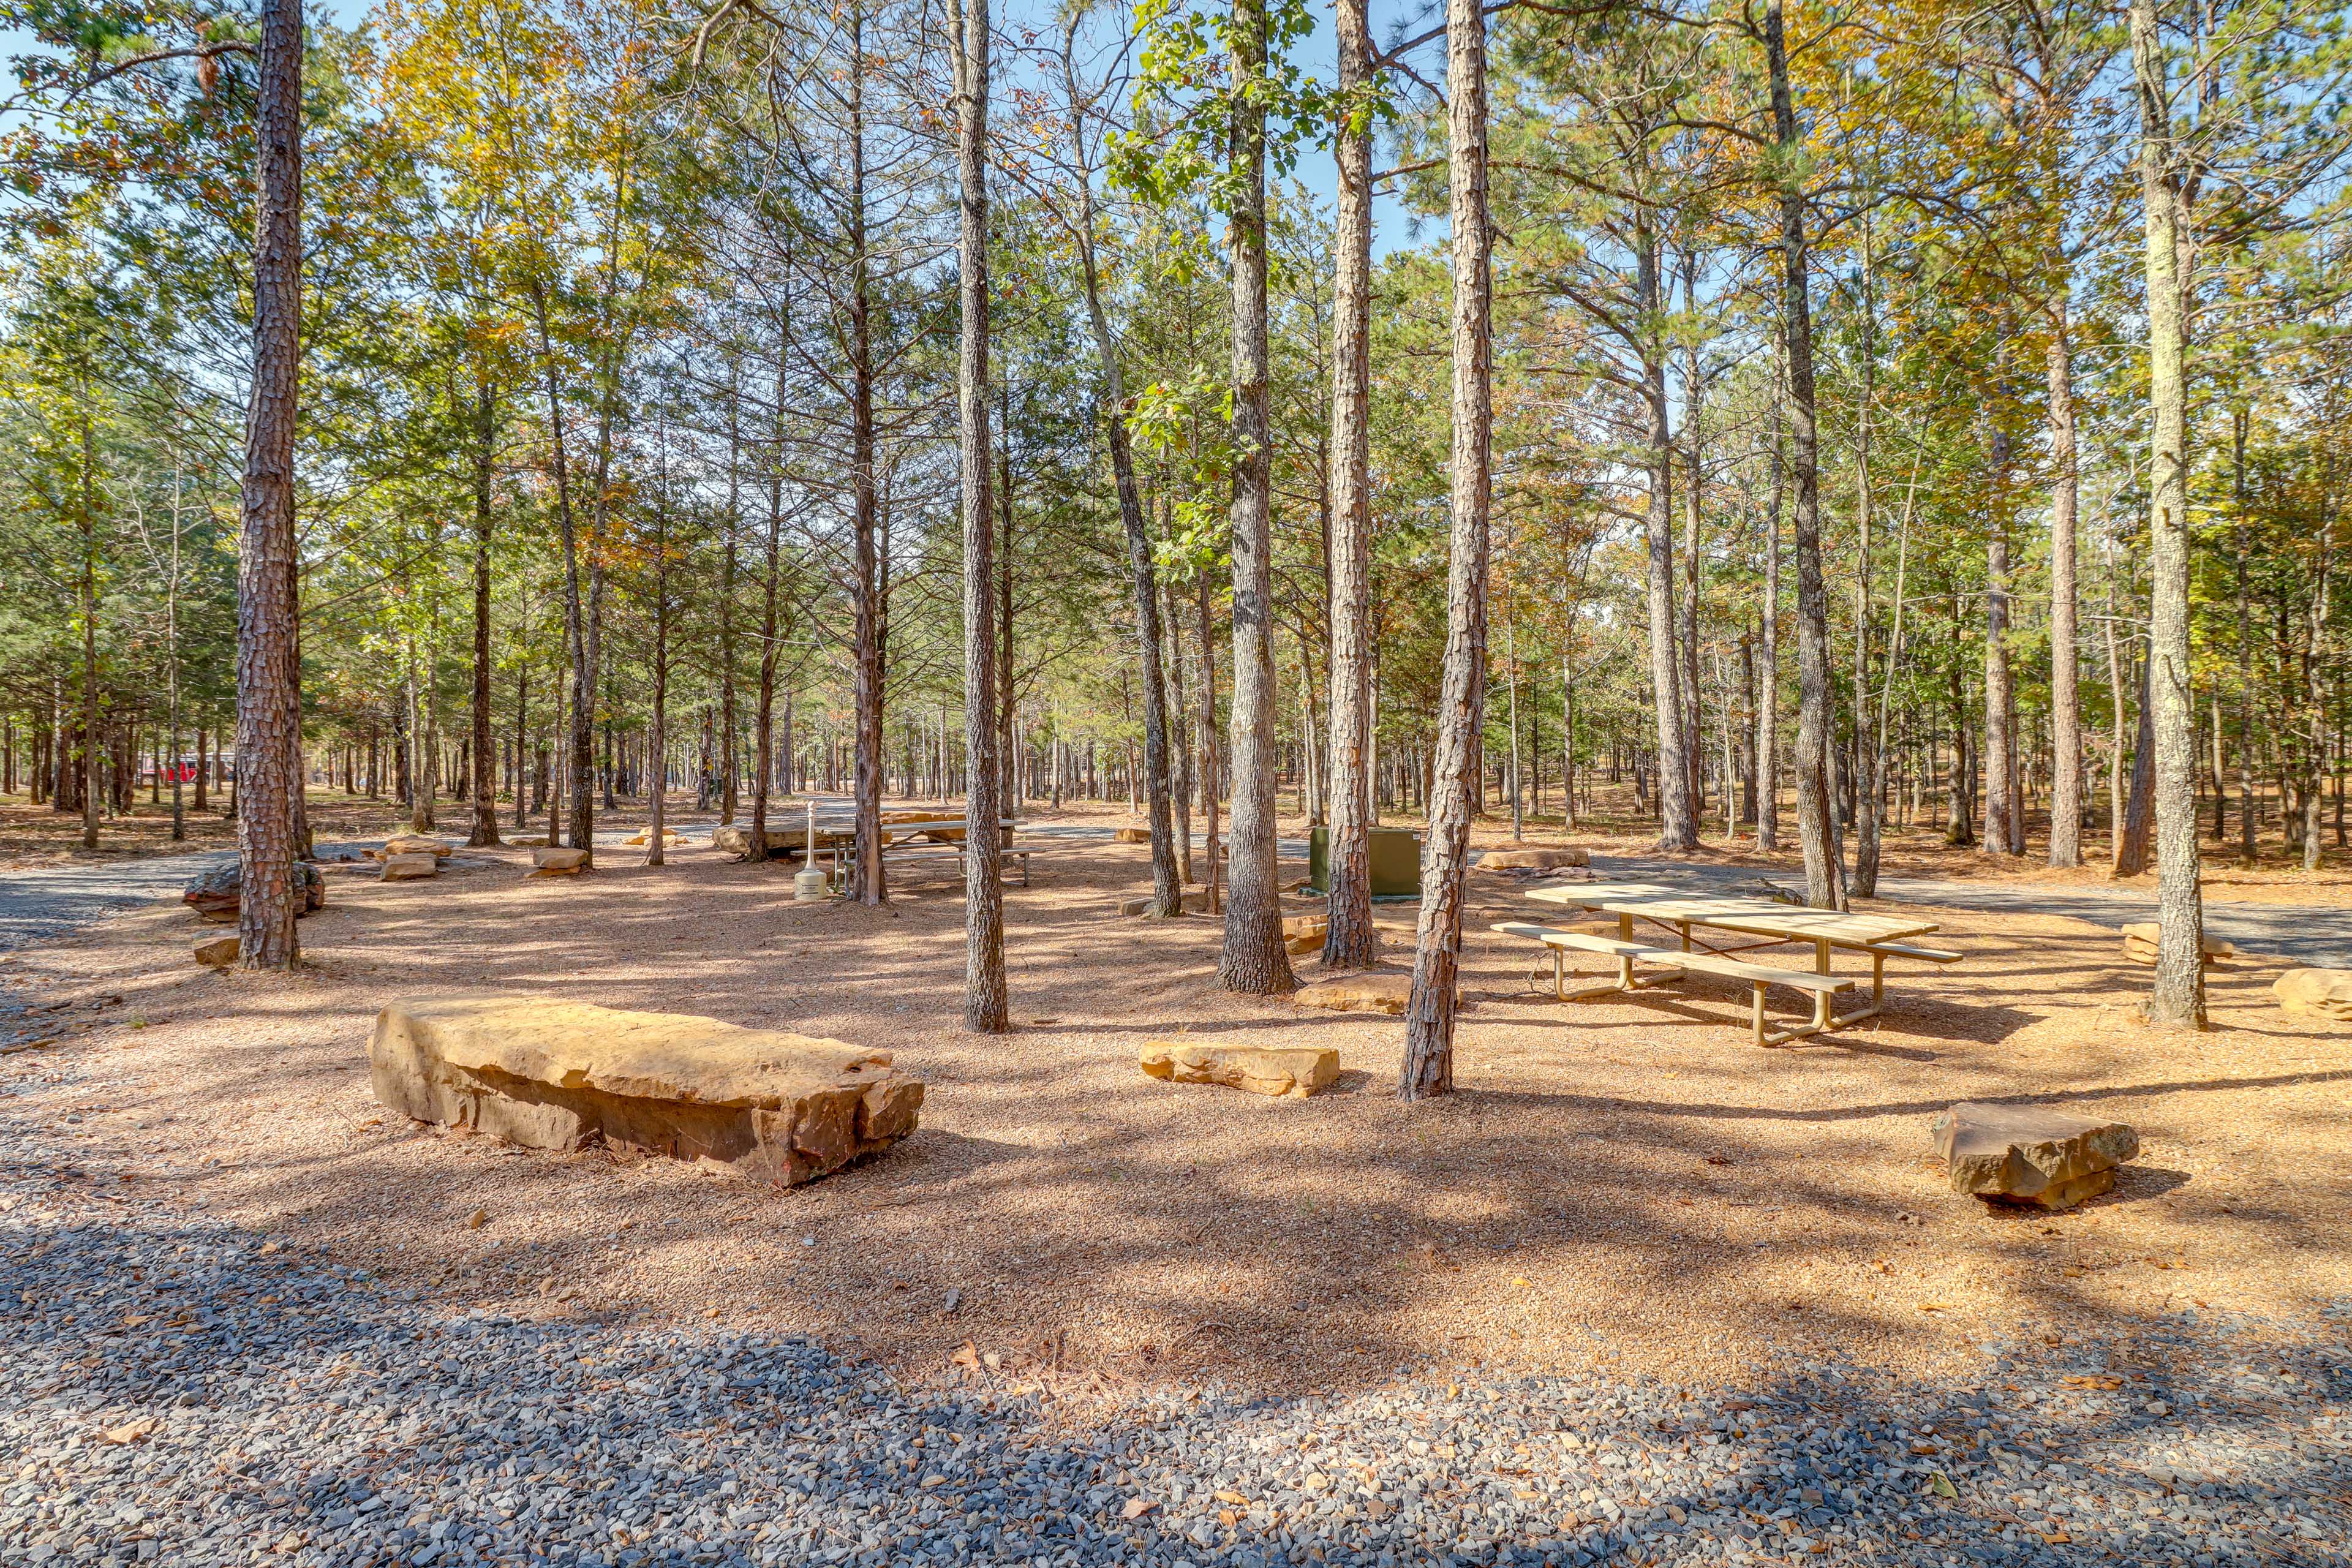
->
[1493,921,1860,1047]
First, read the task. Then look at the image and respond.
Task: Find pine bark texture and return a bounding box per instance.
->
[1638,230,1695,851]
[1322,0,1379,970]
[1767,0,1844,911]
[2132,0,2207,1026]
[956,0,1008,1032]
[1216,0,1295,995]
[846,21,887,906]
[1399,0,1492,1102]
[235,0,306,969]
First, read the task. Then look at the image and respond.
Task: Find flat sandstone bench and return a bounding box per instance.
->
[369,995,922,1185]
[1492,921,1856,1046]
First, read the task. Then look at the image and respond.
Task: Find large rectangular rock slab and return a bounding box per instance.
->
[1931,1102,2139,1211]
[369,995,923,1185]
[1139,1041,1339,1099]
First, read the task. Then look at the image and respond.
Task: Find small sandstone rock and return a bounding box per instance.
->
[385,835,454,859]
[369,995,923,1186]
[2274,967,2352,1020]
[1931,1102,2139,1212]
[381,853,439,881]
[192,935,239,968]
[1283,915,1329,955]
[529,846,590,876]
[2119,921,2232,965]
[1479,846,1589,870]
[1113,826,1151,845]
[1139,1041,1339,1098]
[1294,970,1414,1015]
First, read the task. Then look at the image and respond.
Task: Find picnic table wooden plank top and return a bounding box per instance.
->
[1525,882,1941,946]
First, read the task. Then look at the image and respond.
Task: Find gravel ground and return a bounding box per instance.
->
[9,1066,2348,1568]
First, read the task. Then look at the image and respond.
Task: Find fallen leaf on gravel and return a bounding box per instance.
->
[258,1241,281,1256]
[1929,1473,1957,1499]
[2062,1375,2124,1390]
[1213,1491,1246,1506]
[1511,1276,1531,1289]
[100,1417,157,1445]
[1918,1302,1948,1312]
[949,1342,979,1370]
[465,1209,487,1230]
[1120,1498,1156,1520]
[1218,1509,1237,1527]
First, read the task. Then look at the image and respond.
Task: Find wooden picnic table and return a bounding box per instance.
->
[816,818,1022,888]
[1517,881,1961,1042]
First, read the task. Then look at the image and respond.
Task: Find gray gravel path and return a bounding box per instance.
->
[0,830,665,956]
[7,1063,2347,1568]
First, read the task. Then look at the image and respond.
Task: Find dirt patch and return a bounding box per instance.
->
[7,797,2347,1407]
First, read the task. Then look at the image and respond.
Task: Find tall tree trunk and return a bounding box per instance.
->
[1767,0,1844,910]
[1164,570,1196,883]
[2046,316,2083,867]
[846,10,887,905]
[646,445,671,867]
[1196,573,1223,911]
[1060,31,1176,918]
[751,353,786,859]
[524,276,597,866]
[1323,0,1378,967]
[467,375,501,847]
[1398,0,1490,1100]
[719,367,742,826]
[2131,0,2206,1024]
[2232,408,2257,865]
[77,399,99,849]
[235,0,305,967]
[1640,224,1694,851]
[1985,507,2018,856]
[1757,391,1783,850]
[1850,225,1882,894]
[1681,264,1705,822]
[954,0,1008,1030]
[1217,0,1294,993]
